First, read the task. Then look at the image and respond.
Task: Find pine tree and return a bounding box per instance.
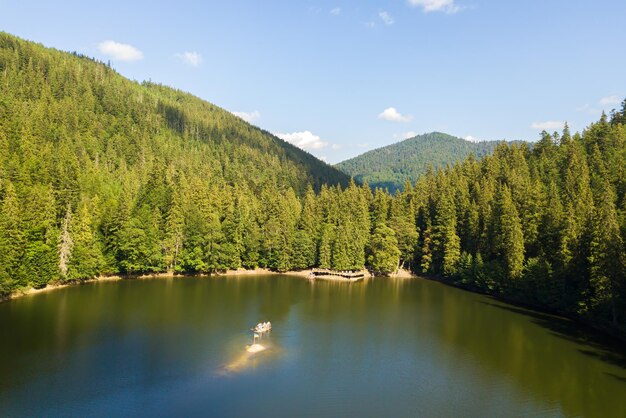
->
[432,183,460,276]
[588,180,625,325]
[492,184,525,280]
[367,223,400,275]
[67,200,105,280]
[163,187,185,271]
[298,185,319,267]
[331,223,352,270]
[0,182,23,291]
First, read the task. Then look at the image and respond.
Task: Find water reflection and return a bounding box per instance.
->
[0,275,624,417]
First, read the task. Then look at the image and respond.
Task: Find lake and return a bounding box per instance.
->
[0,275,624,417]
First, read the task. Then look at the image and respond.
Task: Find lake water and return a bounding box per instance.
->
[0,275,624,417]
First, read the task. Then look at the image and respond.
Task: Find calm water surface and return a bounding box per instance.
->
[0,275,625,417]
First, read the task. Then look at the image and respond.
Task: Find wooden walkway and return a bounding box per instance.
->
[311,268,365,281]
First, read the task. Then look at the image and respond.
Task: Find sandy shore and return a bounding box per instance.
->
[389,268,416,279]
[2,268,376,302]
[5,275,124,301]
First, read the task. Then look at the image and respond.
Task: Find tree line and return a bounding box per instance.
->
[0,32,625,332]
[407,111,626,329]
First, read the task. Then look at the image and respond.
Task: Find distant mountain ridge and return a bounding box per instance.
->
[336,132,505,192]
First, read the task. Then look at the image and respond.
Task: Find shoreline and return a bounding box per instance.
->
[1,268,373,303]
[421,274,626,344]
[4,267,623,344]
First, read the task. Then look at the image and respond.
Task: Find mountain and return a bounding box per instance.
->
[1,32,625,335]
[336,132,503,192]
[0,32,349,292]
[0,33,349,194]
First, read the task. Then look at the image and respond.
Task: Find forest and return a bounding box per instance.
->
[336,131,502,192]
[0,33,625,332]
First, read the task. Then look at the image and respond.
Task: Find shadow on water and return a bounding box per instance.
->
[605,372,626,383]
[480,300,626,378]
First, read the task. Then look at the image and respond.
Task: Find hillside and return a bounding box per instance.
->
[0,32,349,293]
[336,132,502,192]
[0,33,348,193]
[1,32,625,336]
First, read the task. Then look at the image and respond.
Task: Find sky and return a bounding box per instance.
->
[1,0,625,163]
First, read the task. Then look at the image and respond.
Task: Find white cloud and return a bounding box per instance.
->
[232,110,261,123]
[378,107,413,122]
[464,135,480,142]
[330,7,341,16]
[408,0,462,14]
[576,104,600,114]
[599,95,621,107]
[319,156,328,162]
[403,131,418,139]
[577,95,622,114]
[276,131,329,151]
[379,11,394,25]
[531,120,564,130]
[331,143,341,150]
[97,40,143,61]
[366,21,376,28]
[176,51,202,67]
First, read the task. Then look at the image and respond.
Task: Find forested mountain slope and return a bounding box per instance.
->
[1,32,625,336]
[336,132,502,192]
[0,33,348,193]
[0,32,349,293]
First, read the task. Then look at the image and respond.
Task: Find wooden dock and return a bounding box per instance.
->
[310,268,366,282]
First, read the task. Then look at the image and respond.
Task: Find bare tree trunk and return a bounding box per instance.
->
[58,204,73,278]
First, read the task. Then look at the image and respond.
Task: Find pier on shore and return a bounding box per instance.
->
[310,268,366,282]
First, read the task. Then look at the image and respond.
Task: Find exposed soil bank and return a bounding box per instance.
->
[389,268,416,279]
[4,276,124,302]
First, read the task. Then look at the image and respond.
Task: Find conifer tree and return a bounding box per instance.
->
[0,182,23,291]
[367,223,400,275]
[432,183,460,276]
[492,184,525,280]
[67,200,105,280]
[588,180,624,324]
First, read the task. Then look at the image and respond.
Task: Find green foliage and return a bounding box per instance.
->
[0,182,23,289]
[67,201,105,280]
[492,184,525,279]
[432,182,461,276]
[0,32,625,333]
[588,180,624,324]
[0,31,350,289]
[21,241,57,289]
[399,114,626,331]
[336,132,505,192]
[367,223,400,275]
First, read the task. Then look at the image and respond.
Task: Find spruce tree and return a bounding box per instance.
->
[492,184,525,280]
[432,183,460,276]
[588,180,624,324]
[0,182,23,292]
[67,201,105,280]
[367,223,400,275]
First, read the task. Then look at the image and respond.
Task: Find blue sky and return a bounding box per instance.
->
[1,0,625,163]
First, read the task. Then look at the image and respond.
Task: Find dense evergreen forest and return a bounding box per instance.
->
[0,33,625,333]
[336,132,501,192]
[406,114,626,330]
[0,32,352,291]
